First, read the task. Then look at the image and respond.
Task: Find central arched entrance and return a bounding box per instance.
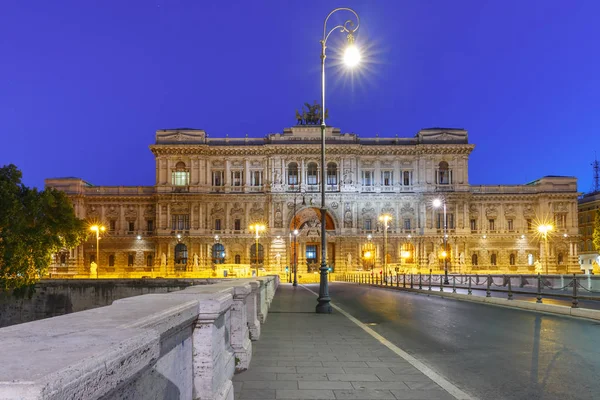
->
[288,207,336,272]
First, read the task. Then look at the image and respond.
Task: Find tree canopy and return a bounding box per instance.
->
[593,209,600,253]
[0,164,87,290]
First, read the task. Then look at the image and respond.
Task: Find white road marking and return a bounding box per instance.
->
[302,285,476,400]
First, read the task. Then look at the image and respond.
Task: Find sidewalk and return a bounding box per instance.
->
[233,284,457,400]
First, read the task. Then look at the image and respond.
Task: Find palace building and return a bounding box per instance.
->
[46,126,581,278]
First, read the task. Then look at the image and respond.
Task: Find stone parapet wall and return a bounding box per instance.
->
[0,276,278,400]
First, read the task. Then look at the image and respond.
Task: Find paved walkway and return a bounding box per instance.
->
[233,284,457,400]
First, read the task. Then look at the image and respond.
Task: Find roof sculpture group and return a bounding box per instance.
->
[295,101,329,125]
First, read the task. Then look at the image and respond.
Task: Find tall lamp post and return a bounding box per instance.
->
[379,214,392,281]
[433,198,449,284]
[292,191,305,287]
[316,7,361,314]
[537,224,553,274]
[249,223,266,276]
[90,224,106,279]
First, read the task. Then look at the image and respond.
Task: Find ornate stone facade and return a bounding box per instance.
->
[46,126,580,276]
[578,191,600,272]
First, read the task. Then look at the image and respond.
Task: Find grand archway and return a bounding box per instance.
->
[289,207,336,231]
[288,207,336,272]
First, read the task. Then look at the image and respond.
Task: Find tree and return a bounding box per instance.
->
[593,209,600,253]
[0,164,87,290]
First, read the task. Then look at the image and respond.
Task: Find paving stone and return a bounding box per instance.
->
[298,381,353,390]
[277,373,329,381]
[333,388,397,399]
[351,381,411,390]
[277,360,324,367]
[342,367,395,376]
[327,373,381,382]
[233,371,277,381]
[275,389,336,399]
[366,361,415,368]
[322,361,369,368]
[404,380,443,390]
[237,388,276,399]
[390,389,455,399]
[245,366,296,373]
[390,365,425,374]
[295,367,344,374]
[242,381,299,390]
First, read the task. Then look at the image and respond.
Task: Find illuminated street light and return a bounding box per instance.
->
[89,224,106,278]
[433,198,449,284]
[316,7,361,314]
[537,224,553,274]
[249,223,266,276]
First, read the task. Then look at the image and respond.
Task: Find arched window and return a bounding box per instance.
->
[146,254,153,267]
[60,253,67,265]
[234,254,241,264]
[558,252,564,265]
[172,161,189,186]
[212,244,225,264]
[175,243,188,265]
[109,254,115,267]
[307,162,318,185]
[250,243,264,264]
[128,254,134,267]
[438,161,450,185]
[579,242,584,252]
[287,162,298,185]
[490,253,497,266]
[327,162,337,186]
[472,254,478,266]
[509,253,515,266]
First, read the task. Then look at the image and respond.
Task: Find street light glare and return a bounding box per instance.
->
[432,199,442,208]
[343,44,361,67]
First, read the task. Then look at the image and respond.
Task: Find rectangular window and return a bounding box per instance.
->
[128,254,134,267]
[109,220,116,232]
[489,219,495,231]
[555,214,567,229]
[212,171,224,186]
[527,219,533,232]
[90,254,96,264]
[234,219,241,231]
[215,219,221,231]
[470,219,477,231]
[146,220,154,233]
[251,171,262,186]
[507,219,514,231]
[109,254,115,267]
[171,214,190,230]
[231,171,243,187]
[382,171,393,186]
[403,171,411,186]
[364,218,372,231]
[404,218,411,230]
[128,221,135,233]
[362,171,374,186]
[306,245,317,261]
[437,213,454,229]
[171,171,189,186]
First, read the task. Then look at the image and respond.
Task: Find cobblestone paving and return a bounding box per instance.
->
[233,284,455,400]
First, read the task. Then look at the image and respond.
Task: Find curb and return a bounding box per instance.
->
[351,283,600,322]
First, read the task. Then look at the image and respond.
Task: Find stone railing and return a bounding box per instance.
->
[0,275,279,400]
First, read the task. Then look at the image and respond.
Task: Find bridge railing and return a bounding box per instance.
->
[339,272,600,309]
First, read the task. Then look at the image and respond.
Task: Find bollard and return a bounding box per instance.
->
[507,276,513,300]
[396,272,399,287]
[403,273,406,288]
[452,275,456,293]
[440,275,444,292]
[419,273,422,290]
[536,274,542,303]
[572,274,579,308]
[410,274,414,289]
[486,275,491,298]
[429,271,432,291]
[468,276,472,295]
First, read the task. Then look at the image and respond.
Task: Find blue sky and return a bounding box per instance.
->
[1,0,599,192]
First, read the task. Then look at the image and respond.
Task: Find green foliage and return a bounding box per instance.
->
[0,164,87,290]
[593,209,600,252]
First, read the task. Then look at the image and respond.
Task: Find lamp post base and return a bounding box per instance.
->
[316,265,332,313]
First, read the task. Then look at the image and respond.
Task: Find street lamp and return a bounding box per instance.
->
[316,7,361,314]
[537,224,553,274]
[433,198,449,284]
[249,223,266,276]
[291,191,306,287]
[89,224,106,278]
[378,214,392,282]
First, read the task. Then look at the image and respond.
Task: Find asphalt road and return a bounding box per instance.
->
[319,282,600,400]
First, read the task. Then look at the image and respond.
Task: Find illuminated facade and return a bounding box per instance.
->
[578,191,600,272]
[46,126,580,277]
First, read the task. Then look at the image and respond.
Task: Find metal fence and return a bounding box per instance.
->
[340,272,600,309]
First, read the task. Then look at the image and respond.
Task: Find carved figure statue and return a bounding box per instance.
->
[274,170,281,184]
[275,252,281,266]
[534,260,542,274]
[161,252,167,267]
[428,252,436,267]
[90,261,97,278]
[295,101,330,125]
[459,252,465,266]
[193,253,199,267]
[296,110,302,125]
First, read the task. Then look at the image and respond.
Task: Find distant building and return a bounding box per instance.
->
[46,126,580,277]
[578,192,600,272]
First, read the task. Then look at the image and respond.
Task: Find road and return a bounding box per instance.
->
[318,282,600,400]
